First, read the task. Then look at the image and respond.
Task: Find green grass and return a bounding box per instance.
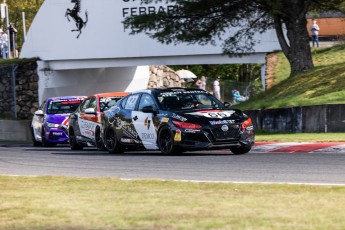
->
[1,176,345,230]
[236,44,345,110]
[255,131,345,142]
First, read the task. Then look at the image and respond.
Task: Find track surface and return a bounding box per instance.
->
[1,142,345,185]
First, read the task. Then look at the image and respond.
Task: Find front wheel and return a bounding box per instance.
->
[157,127,180,155]
[105,128,123,153]
[230,145,252,155]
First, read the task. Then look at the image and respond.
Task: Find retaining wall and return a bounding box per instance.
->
[245,104,345,133]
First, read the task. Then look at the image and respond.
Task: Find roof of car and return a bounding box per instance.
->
[131,87,208,94]
[48,96,87,101]
[92,92,129,98]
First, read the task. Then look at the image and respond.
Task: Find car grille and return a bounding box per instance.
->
[210,124,240,140]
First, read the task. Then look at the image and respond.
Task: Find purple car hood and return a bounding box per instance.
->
[45,114,70,125]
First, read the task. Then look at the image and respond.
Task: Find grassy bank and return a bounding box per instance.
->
[1,176,345,229]
[236,44,345,110]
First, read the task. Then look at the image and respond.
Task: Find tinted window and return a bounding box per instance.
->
[124,94,140,110]
[138,94,155,111]
[88,97,97,109]
[156,91,224,110]
[100,96,123,112]
[47,99,84,114]
[80,99,91,112]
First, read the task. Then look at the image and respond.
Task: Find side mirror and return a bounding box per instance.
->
[85,108,97,114]
[34,110,44,116]
[224,102,231,108]
[142,105,158,114]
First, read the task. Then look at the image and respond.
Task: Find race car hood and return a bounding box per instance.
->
[45,114,70,125]
[168,109,246,125]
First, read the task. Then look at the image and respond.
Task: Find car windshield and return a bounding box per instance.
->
[156,91,224,110]
[100,97,123,112]
[47,100,83,114]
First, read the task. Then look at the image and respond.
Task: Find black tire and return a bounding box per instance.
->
[230,145,252,155]
[105,128,123,153]
[157,126,179,155]
[31,128,41,147]
[95,126,106,151]
[69,128,84,150]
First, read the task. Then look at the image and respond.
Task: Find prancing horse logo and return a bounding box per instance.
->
[65,0,88,39]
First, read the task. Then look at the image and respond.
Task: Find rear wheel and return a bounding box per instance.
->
[95,127,106,151]
[69,128,84,150]
[230,145,252,155]
[105,128,123,153]
[157,127,180,155]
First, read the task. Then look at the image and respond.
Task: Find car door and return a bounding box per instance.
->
[78,97,98,141]
[132,93,159,150]
[116,94,141,143]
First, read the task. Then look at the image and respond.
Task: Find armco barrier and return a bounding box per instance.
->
[245,104,345,133]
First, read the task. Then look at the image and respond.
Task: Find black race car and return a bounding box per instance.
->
[101,88,254,154]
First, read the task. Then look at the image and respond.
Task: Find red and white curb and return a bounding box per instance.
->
[253,142,345,154]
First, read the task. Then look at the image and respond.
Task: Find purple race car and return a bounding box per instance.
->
[31,96,86,146]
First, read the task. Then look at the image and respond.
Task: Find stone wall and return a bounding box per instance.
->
[0,61,39,120]
[147,65,184,88]
[16,62,39,120]
[0,65,14,118]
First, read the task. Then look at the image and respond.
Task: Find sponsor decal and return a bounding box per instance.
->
[144,116,151,130]
[161,117,169,123]
[121,138,141,144]
[172,113,187,122]
[188,111,236,119]
[184,129,200,133]
[80,121,96,131]
[174,129,182,142]
[141,133,155,140]
[62,117,69,126]
[84,130,95,136]
[221,125,229,132]
[52,132,63,136]
[209,120,235,125]
[65,0,88,39]
[122,125,139,140]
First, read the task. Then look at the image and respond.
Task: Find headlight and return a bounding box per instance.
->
[45,122,60,128]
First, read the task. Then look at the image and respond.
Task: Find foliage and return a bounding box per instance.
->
[124,0,345,76]
[0,0,44,51]
[235,44,345,110]
[169,63,262,82]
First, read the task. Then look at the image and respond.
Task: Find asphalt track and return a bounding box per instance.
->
[0,142,345,185]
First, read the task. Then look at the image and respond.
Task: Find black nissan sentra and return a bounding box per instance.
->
[101,88,254,154]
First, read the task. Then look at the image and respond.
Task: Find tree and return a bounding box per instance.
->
[124,0,344,76]
[1,0,44,51]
